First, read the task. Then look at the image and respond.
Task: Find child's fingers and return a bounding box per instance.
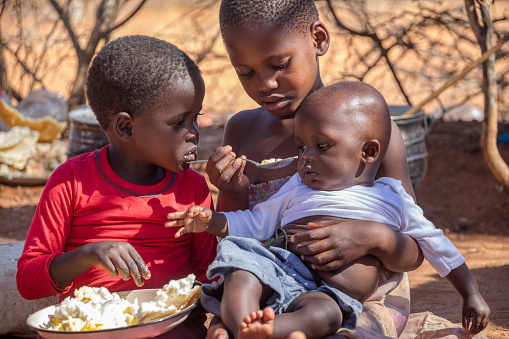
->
[98,258,119,278]
[174,227,187,238]
[479,313,489,333]
[469,313,488,335]
[465,312,483,335]
[198,209,213,221]
[128,247,151,281]
[167,210,188,220]
[230,156,246,183]
[188,205,203,215]
[165,219,185,227]
[462,313,469,332]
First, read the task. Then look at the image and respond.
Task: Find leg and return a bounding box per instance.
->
[220,268,272,338]
[316,255,381,303]
[270,292,343,339]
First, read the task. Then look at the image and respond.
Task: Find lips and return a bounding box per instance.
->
[300,167,318,182]
[262,96,288,112]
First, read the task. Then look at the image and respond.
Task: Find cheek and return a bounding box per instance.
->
[240,80,258,98]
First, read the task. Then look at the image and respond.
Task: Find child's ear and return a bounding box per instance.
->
[113,112,134,142]
[311,20,330,56]
[361,140,381,164]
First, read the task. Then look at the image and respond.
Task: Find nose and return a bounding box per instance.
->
[301,148,313,163]
[258,71,278,93]
[186,121,199,142]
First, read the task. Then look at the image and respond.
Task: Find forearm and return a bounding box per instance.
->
[205,212,229,238]
[445,262,481,298]
[369,223,424,272]
[49,246,94,289]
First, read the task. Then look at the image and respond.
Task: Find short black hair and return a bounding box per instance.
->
[86,35,200,130]
[219,0,319,36]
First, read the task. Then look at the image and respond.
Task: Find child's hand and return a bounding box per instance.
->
[82,241,151,287]
[462,293,490,335]
[166,206,213,237]
[206,146,249,193]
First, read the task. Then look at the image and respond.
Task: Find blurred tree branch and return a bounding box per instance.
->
[317,0,509,121]
[49,0,148,110]
[465,0,509,195]
[0,0,148,110]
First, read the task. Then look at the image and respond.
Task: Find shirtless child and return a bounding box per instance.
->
[168,82,489,339]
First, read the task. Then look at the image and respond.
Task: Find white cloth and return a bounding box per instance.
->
[225,174,464,277]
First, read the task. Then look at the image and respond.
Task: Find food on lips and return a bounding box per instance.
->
[49,274,200,331]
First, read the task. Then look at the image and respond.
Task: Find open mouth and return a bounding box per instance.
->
[184,150,197,162]
[300,167,318,181]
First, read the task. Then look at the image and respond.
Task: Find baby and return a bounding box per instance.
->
[168,82,489,339]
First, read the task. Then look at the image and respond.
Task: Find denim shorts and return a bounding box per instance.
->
[200,236,361,329]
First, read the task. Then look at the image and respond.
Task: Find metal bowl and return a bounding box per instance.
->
[26,288,196,339]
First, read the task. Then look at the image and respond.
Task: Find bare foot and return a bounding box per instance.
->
[287,331,307,339]
[207,320,230,339]
[238,307,275,339]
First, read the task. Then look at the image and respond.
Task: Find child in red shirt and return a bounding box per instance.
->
[16,35,217,337]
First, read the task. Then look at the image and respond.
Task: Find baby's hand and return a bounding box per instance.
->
[166,206,213,237]
[462,293,490,335]
[82,241,151,287]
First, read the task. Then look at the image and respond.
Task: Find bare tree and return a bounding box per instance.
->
[465,0,509,194]
[319,0,509,118]
[0,0,148,110]
[50,0,149,110]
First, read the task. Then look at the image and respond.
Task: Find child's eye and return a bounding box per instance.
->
[298,145,306,152]
[318,143,329,150]
[273,60,290,71]
[237,69,254,77]
[173,119,185,127]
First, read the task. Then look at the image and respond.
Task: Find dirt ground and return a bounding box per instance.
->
[0,119,508,338]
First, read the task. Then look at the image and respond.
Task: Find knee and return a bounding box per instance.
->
[315,299,343,331]
[290,294,343,337]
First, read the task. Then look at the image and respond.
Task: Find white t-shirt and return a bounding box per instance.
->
[224,174,464,277]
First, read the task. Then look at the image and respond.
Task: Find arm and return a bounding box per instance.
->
[206,112,253,212]
[16,165,77,299]
[445,263,490,335]
[189,182,219,283]
[167,206,229,238]
[377,120,416,201]
[16,165,150,300]
[169,176,296,240]
[291,122,423,272]
[291,219,423,273]
[49,242,151,289]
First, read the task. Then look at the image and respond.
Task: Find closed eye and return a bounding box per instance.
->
[238,69,254,77]
[273,59,290,71]
[173,119,185,127]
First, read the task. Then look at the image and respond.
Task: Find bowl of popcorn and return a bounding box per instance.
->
[26,275,201,339]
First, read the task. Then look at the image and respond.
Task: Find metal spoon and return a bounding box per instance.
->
[189,156,298,170]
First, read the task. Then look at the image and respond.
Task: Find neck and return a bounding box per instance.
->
[107,145,165,186]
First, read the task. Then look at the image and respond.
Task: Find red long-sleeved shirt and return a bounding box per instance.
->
[17,146,217,300]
